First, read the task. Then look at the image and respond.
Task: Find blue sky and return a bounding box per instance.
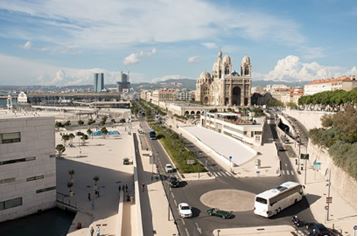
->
[0,0,356,85]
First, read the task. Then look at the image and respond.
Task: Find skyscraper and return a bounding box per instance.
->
[94,73,105,92]
[117,71,130,93]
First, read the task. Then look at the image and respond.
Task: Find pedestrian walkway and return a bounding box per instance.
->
[133,125,178,236]
[214,225,301,236]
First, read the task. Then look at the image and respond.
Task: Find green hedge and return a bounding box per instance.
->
[150,123,206,173]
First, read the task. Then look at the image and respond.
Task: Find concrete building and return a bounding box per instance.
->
[176,89,191,101]
[94,73,105,92]
[151,89,178,105]
[117,72,130,93]
[304,75,356,95]
[270,87,304,105]
[0,112,56,222]
[17,92,28,103]
[195,51,252,106]
[200,112,264,146]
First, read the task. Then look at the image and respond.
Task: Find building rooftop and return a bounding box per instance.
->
[0,109,55,120]
[307,75,355,85]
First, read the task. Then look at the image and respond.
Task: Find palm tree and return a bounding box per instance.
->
[78,120,84,126]
[87,128,93,139]
[111,118,116,127]
[81,134,88,146]
[101,127,108,139]
[68,169,75,183]
[68,133,75,147]
[67,181,74,197]
[55,144,66,158]
[93,176,99,187]
[62,134,70,146]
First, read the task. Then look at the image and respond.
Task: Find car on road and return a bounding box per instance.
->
[178,203,192,218]
[168,176,180,188]
[165,164,174,173]
[305,223,333,236]
[207,208,234,219]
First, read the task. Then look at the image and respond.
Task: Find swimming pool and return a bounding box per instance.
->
[92,130,120,136]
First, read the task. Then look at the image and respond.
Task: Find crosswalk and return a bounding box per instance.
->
[280,169,295,175]
[210,170,235,178]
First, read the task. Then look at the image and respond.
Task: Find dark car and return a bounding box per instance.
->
[168,176,180,188]
[207,208,234,219]
[123,158,131,165]
[306,223,333,236]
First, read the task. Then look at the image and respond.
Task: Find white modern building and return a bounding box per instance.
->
[0,111,56,222]
[304,75,357,95]
[200,112,264,146]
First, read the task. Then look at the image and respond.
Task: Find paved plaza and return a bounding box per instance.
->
[55,126,135,236]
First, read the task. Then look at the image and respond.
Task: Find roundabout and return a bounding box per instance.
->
[200,189,256,212]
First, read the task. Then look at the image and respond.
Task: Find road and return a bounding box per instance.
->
[138,119,317,236]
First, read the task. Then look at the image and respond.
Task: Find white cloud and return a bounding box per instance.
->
[0,1,306,48]
[0,53,152,85]
[202,42,217,49]
[23,40,32,49]
[187,56,200,64]
[123,48,157,65]
[151,74,191,83]
[263,55,356,82]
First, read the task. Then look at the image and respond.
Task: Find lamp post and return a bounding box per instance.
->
[325,169,332,222]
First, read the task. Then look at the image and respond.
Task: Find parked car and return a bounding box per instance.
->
[207,208,234,219]
[165,164,174,173]
[178,203,192,218]
[305,223,333,236]
[123,158,131,165]
[168,176,180,188]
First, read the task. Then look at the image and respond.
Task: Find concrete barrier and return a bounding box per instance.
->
[115,190,124,236]
[132,134,144,236]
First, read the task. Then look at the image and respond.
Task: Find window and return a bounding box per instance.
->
[0,197,22,211]
[27,175,44,182]
[1,132,21,144]
[36,186,56,193]
[0,156,36,166]
[256,197,267,204]
[0,177,16,184]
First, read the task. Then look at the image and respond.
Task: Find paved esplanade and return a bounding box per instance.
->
[182,126,256,166]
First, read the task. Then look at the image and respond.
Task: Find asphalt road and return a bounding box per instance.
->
[138,119,317,236]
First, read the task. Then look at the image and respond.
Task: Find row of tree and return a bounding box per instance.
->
[56,116,125,129]
[309,105,357,179]
[298,89,356,105]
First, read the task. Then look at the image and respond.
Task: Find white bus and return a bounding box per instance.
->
[254,181,304,218]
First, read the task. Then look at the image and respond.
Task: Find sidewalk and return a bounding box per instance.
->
[213,225,302,236]
[134,126,178,236]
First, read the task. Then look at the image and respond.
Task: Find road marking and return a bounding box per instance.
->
[285,163,288,167]
[280,170,285,175]
[195,222,202,234]
[185,228,190,236]
[291,170,295,175]
[225,171,232,176]
[170,191,174,198]
[181,218,186,225]
[173,199,177,206]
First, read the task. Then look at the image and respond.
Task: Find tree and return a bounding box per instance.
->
[64,120,71,126]
[93,176,99,186]
[87,118,95,126]
[68,133,75,146]
[111,118,116,125]
[56,144,66,158]
[101,127,108,138]
[67,181,74,197]
[55,121,63,129]
[87,128,93,139]
[81,134,88,146]
[61,134,70,146]
[78,120,84,126]
[68,169,75,182]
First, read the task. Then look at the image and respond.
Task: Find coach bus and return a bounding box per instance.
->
[254,181,304,218]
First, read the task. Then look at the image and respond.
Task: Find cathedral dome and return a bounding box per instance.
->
[223,55,231,64]
[241,55,250,65]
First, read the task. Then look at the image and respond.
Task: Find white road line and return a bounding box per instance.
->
[216,172,223,177]
[185,228,190,236]
[195,222,202,234]
[281,170,285,175]
[173,199,177,206]
[225,171,232,176]
[286,170,290,175]
[211,172,218,177]
[181,218,186,225]
[170,191,174,198]
[291,170,295,175]
[285,163,288,167]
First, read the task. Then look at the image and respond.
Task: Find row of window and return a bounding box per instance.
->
[36,186,56,193]
[0,132,21,144]
[0,156,36,166]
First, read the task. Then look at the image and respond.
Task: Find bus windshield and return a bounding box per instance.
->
[255,197,267,204]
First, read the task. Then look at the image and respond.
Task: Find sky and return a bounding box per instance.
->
[0,0,356,86]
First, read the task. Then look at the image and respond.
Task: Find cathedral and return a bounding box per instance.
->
[195,51,252,106]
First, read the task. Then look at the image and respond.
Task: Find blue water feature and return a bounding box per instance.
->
[92,130,120,136]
